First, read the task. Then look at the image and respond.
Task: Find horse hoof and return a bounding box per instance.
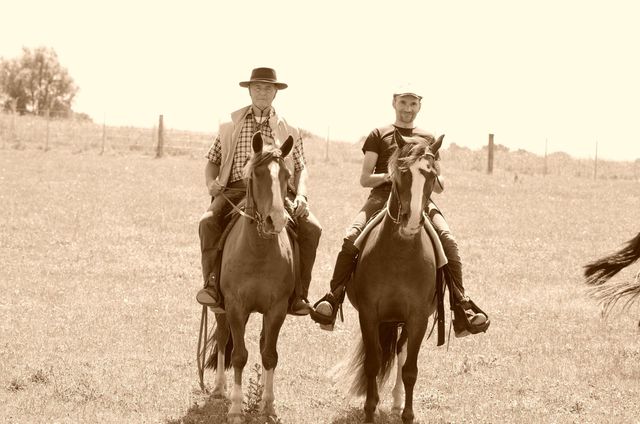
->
[263,415,278,424]
[401,413,414,424]
[211,386,227,399]
[227,412,244,424]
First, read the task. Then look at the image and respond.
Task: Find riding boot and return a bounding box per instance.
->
[310,239,359,330]
[196,250,225,314]
[446,259,490,337]
[289,272,313,316]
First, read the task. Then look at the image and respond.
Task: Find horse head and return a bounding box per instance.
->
[389,130,443,238]
[245,131,293,236]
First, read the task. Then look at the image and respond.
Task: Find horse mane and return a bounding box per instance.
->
[389,134,438,174]
[242,143,287,180]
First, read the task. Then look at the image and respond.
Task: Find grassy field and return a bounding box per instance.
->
[1,141,639,423]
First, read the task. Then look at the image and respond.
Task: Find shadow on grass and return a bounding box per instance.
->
[165,393,230,424]
[330,406,411,424]
[164,392,280,424]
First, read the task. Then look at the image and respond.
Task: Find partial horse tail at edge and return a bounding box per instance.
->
[584,232,640,286]
[204,318,233,370]
[330,323,399,397]
[584,232,640,317]
[588,272,640,318]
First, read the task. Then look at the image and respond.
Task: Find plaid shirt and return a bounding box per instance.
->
[206,108,306,184]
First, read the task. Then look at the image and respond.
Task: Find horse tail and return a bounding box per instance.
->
[377,322,399,389]
[331,334,367,397]
[588,274,640,317]
[331,323,399,397]
[584,232,640,286]
[205,317,233,370]
[584,232,640,316]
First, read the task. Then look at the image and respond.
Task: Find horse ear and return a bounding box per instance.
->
[252,131,263,153]
[280,136,294,157]
[394,130,406,149]
[432,134,444,153]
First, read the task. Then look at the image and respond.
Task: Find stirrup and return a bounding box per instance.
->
[310,292,342,327]
[288,296,312,316]
[452,298,490,335]
[196,287,225,314]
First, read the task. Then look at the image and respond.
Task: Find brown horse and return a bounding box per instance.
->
[584,232,640,322]
[339,131,443,424]
[202,131,296,423]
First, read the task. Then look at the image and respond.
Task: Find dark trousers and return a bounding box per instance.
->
[329,191,466,301]
[198,181,247,286]
[198,183,322,299]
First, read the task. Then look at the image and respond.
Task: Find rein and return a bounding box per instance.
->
[220,151,288,239]
[386,184,403,224]
[220,187,278,239]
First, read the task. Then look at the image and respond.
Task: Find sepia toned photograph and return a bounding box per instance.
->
[1,1,639,423]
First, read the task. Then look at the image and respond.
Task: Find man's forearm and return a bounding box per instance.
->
[294,167,309,198]
[205,161,220,187]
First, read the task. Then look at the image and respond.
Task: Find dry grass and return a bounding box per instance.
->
[1,138,639,423]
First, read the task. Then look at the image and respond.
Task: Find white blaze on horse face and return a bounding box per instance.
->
[268,161,287,232]
[405,159,427,235]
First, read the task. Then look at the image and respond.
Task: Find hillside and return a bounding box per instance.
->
[1,112,638,180]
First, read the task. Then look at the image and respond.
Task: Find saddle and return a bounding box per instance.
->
[353,209,448,268]
[213,197,303,304]
[352,206,450,346]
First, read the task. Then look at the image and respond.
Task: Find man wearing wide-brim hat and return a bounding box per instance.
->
[196,67,322,316]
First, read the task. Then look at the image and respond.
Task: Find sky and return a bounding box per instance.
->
[1,0,639,161]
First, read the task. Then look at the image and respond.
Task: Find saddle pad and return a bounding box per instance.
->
[353,209,448,269]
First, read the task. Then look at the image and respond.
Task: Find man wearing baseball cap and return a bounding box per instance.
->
[196,67,322,316]
[311,86,490,337]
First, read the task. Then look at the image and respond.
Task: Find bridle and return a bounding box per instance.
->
[386,151,437,225]
[220,152,288,239]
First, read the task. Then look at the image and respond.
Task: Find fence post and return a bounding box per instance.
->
[543,138,549,176]
[593,141,598,180]
[101,114,106,155]
[11,99,18,148]
[487,133,494,174]
[325,126,330,162]
[156,114,164,158]
[44,109,50,151]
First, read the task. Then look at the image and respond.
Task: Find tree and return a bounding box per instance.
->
[0,47,78,117]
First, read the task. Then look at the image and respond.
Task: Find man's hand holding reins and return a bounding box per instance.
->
[292,194,309,218]
[207,180,224,197]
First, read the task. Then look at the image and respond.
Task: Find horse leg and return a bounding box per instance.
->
[259,302,287,419]
[392,326,408,414]
[360,315,381,424]
[401,322,428,424]
[212,314,230,398]
[227,308,249,424]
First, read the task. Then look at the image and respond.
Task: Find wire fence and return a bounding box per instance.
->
[1,111,638,180]
[0,111,213,157]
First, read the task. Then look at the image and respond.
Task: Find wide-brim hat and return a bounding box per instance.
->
[239,67,288,90]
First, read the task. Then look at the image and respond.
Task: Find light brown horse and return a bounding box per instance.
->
[340,131,443,424]
[205,131,296,423]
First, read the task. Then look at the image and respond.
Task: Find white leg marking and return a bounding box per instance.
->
[212,351,227,397]
[261,368,276,416]
[392,334,407,412]
[229,380,243,415]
